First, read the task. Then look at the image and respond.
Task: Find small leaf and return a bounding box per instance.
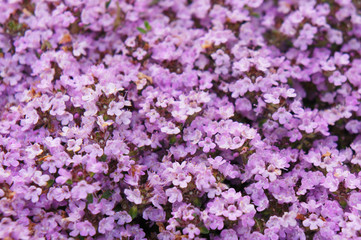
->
[101,190,112,199]
[149,0,160,6]
[66,179,73,185]
[137,27,147,34]
[192,197,202,207]
[199,226,209,234]
[89,172,95,177]
[46,179,55,188]
[41,40,52,51]
[339,198,348,209]
[250,12,260,18]
[105,0,111,8]
[103,114,109,121]
[99,154,107,162]
[86,194,93,203]
[144,21,152,31]
[129,205,138,219]
[169,136,177,145]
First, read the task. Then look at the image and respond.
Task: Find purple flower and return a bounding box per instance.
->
[172,173,192,188]
[71,180,99,201]
[165,187,183,203]
[233,58,250,74]
[223,204,242,221]
[220,229,238,240]
[198,137,216,153]
[115,110,132,125]
[272,107,292,125]
[229,78,254,98]
[76,221,96,237]
[183,224,200,239]
[107,100,125,116]
[24,186,42,203]
[55,168,72,184]
[348,192,361,210]
[115,211,132,225]
[208,156,226,169]
[32,171,50,186]
[66,139,82,152]
[124,189,143,204]
[98,217,115,234]
[47,186,71,201]
[2,0,361,238]
[143,207,166,222]
[281,211,298,227]
[303,214,324,230]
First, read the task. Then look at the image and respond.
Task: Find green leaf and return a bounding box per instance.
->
[66,179,73,185]
[339,198,348,209]
[101,190,112,199]
[149,0,160,5]
[144,21,152,31]
[137,27,147,34]
[250,12,260,18]
[86,194,93,203]
[105,0,111,8]
[192,197,202,207]
[89,172,95,177]
[258,118,267,128]
[103,114,109,121]
[99,154,107,162]
[41,40,52,51]
[169,135,177,145]
[129,205,138,219]
[199,225,209,234]
[46,179,55,188]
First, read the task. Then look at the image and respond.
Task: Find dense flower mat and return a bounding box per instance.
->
[1,0,361,239]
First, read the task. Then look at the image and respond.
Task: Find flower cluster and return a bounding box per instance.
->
[1,0,361,239]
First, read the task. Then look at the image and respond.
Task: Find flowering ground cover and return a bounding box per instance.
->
[1,0,361,239]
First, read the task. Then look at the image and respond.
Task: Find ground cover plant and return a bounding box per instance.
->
[1,0,361,239]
